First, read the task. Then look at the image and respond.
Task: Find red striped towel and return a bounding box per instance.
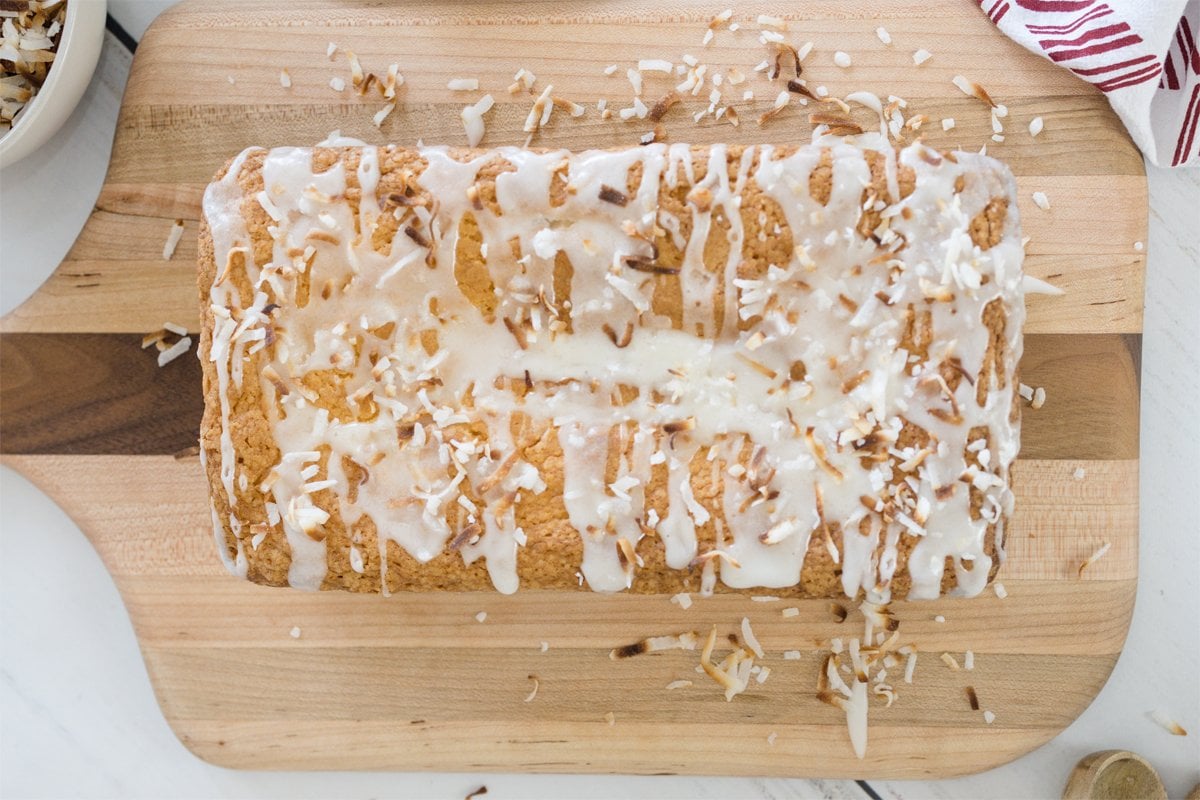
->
[982,0,1199,166]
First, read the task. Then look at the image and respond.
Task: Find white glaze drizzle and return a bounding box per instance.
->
[202,138,1024,599]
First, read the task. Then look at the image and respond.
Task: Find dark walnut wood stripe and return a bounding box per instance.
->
[0,332,1139,458]
[0,333,203,456]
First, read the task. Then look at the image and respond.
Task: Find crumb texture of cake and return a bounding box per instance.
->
[198,137,1024,600]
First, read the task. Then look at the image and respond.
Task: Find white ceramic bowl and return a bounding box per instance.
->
[0,0,107,168]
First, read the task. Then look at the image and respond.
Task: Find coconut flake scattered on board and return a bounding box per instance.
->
[983,710,996,724]
[994,582,1008,599]
[741,617,765,658]
[1031,191,1051,210]
[475,611,488,623]
[373,102,396,129]
[666,679,693,690]
[279,69,292,89]
[876,27,892,45]
[329,77,346,92]
[912,49,932,65]
[448,77,480,91]
[1077,542,1111,577]
[604,711,616,726]
[1148,710,1188,736]
[671,592,693,609]
[524,675,540,702]
[833,51,852,68]
[460,94,494,146]
[1029,116,1044,137]
[163,220,185,260]
[1074,467,1086,480]
[157,335,193,367]
[610,630,700,659]
[781,606,800,618]
[289,626,301,638]
[1022,275,1065,295]
[783,650,802,660]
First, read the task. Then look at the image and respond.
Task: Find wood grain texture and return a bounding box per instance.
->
[0,0,1143,779]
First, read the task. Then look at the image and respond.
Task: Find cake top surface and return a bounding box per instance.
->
[202,136,1024,599]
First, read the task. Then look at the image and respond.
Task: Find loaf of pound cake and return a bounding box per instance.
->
[198,137,1024,600]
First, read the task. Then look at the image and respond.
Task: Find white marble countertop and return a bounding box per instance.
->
[1,4,1197,798]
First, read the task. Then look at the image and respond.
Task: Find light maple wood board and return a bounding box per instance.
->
[0,0,1143,779]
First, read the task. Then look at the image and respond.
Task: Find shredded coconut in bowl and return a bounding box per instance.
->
[0,0,68,132]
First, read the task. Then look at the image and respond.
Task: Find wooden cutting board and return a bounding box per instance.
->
[0,0,1143,778]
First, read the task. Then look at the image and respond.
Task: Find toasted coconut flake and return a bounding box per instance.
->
[604,711,616,726]
[808,111,864,135]
[741,617,765,658]
[663,417,696,434]
[1077,541,1111,577]
[648,90,681,122]
[1148,710,1188,736]
[805,427,844,481]
[616,537,643,574]
[373,102,397,129]
[941,652,960,671]
[524,675,540,702]
[610,630,700,659]
[163,220,185,260]
[666,679,693,690]
[735,352,779,380]
[173,445,201,460]
[829,602,848,623]
[965,686,980,710]
[689,549,741,569]
[786,79,816,101]
[523,83,554,135]
[904,651,918,683]
[951,74,995,107]
[757,90,791,126]
[465,786,488,800]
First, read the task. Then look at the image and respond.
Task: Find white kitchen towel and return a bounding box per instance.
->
[980,0,1199,167]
